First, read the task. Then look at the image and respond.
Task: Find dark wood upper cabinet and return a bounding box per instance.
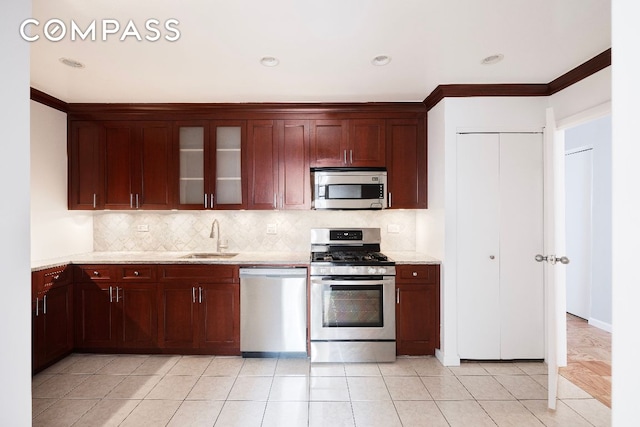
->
[386,118,427,209]
[68,104,426,210]
[103,121,174,210]
[175,120,247,210]
[69,120,174,210]
[310,119,385,167]
[68,121,104,209]
[247,120,310,210]
[310,119,348,167]
[349,119,386,167]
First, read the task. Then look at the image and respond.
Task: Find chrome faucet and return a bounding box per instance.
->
[209,219,228,252]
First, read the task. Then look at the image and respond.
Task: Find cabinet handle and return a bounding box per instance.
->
[35,298,39,317]
[199,287,203,304]
[109,286,113,303]
[43,295,47,314]
[204,194,208,209]
[280,195,284,209]
[210,194,214,209]
[53,275,60,280]
[388,192,392,208]
[136,194,140,209]
[273,193,277,209]
[130,193,133,209]
[192,287,196,303]
[93,193,97,209]
[350,149,353,164]
[396,288,400,304]
[116,287,121,303]
[93,271,100,276]
[343,150,347,164]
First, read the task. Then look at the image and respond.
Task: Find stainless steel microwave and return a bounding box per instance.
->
[312,168,387,210]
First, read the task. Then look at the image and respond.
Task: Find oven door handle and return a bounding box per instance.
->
[312,279,391,286]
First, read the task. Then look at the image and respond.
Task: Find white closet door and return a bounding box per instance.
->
[499,133,545,359]
[456,133,501,359]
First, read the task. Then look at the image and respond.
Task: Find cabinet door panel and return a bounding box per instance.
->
[76,284,116,349]
[120,285,157,348]
[396,284,438,355]
[386,119,426,208]
[158,285,197,348]
[104,125,135,209]
[280,120,310,209]
[349,119,385,166]
[42,285,73,362]
[247,120,279,209]
[139,123,174,209]
[310,120,348,166]
[199,284,240,354]
[68,122,104,209]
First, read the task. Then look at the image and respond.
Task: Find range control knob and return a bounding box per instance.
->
[368,267,377,275]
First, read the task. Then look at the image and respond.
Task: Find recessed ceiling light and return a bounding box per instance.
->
[371,55,391,66]
[260,56,280,67]
[481,54,504,65]
[59,57,85,68]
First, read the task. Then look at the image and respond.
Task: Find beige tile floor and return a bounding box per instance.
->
[32,354,610,427]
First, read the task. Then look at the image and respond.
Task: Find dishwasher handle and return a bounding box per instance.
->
[240,268,307,278]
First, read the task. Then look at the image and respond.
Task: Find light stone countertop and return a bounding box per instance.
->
[31,250,440,271]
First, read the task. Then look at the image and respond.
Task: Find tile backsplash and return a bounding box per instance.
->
[93,210,419,252]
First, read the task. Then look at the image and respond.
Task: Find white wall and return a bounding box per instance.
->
[612,2,640,424]
[427,96,548,366]
[0,0,32,424]
[565,115,612,329]
[30,101,93,263]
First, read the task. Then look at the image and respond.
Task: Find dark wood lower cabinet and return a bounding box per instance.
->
[75,282,157,351]
[395,264,440,355]
[32,266,74,373]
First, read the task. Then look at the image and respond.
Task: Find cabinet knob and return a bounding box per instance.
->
[412,271,418,277]
[134,271,140,276]
[93,271,100,276]
[53,275,60,280]
[489,255,495,260]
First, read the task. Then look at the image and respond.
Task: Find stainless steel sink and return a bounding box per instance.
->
[181,252,239,259]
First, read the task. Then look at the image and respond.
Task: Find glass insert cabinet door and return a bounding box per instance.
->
[177,121,246,209]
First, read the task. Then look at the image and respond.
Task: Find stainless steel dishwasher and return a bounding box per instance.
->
[239,267,307,357]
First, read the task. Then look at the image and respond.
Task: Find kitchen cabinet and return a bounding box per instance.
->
[68,121,104,209]
[74,265,158,350]
[310,119,386,167]
[395,265,440,355]
[157,265,240,354]
[176,120,247,209]
[386,118,427,209]
[32,266,73,372]
[247,120,310,210]
[456,133,544,359]
[103,121,174,209]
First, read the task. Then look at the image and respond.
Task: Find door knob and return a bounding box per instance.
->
[535,254,570,264]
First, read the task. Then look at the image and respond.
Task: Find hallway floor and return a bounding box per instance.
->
[32,353,610,426]
[561,314,612,408]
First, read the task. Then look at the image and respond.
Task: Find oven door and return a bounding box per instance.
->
[310,275,395,341]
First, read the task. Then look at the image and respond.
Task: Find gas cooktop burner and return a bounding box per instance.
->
[311,251,391,264]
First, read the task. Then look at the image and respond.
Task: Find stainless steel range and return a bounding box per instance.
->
[310,228,396,363]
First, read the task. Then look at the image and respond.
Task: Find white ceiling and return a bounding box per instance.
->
[29,0,611,104]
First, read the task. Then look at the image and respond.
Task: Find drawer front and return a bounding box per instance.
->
[118,265,156,281]
[396,265,439,283]
[75,265,114,282]
[159,264,238,282]
[33,265,72,292]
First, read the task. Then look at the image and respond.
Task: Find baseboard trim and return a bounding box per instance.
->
[588,317,612,333]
